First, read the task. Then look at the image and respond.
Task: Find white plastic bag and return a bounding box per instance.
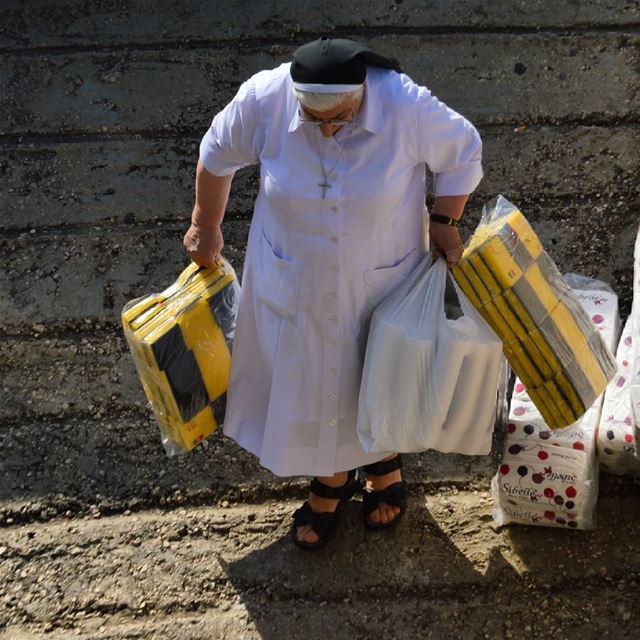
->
[357,257,503,454]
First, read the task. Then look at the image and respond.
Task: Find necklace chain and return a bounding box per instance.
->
[314,124,355,199]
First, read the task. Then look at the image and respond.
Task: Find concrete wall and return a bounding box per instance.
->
[1,1,639,515]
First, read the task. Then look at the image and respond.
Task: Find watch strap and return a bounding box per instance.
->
[430,213,460,227]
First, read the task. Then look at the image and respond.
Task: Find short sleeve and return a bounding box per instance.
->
[415,89,483,197]
[199,78,263,176]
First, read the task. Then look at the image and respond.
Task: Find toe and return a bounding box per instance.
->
[367,504,400,526]
[377,504,400,525]
[368,508,381,524]
[296,525,319,545]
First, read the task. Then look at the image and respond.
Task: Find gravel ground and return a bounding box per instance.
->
[2,476,640,640]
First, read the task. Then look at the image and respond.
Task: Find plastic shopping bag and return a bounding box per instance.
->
[357,257,503,454]
[122,258,240,456]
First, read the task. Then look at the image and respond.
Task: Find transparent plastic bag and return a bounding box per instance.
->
[452,195,617,429]
[597,317,640,475]
[121,258,240,456]
[357,257,503,454]
[630,225,640,454]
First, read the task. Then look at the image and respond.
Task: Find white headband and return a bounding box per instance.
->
[292,82,364,93]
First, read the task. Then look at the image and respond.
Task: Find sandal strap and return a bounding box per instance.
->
[362,455,402,477]
[292,502,335,539]
[309,469,358,500]
[362,482,407,516]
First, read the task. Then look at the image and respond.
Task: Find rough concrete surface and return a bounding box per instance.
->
[3,34,639,134]
[2,126,638,229]
[1,2,640,639]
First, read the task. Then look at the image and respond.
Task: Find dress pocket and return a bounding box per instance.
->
[255,232,302,322]
[363,248,419,313]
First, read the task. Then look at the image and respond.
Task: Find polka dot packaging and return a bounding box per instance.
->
[492,277,619,529]
[596,318,640,475]
[597,224,640,475]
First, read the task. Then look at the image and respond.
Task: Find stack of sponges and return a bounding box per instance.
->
[122,259,240,455]
[452,195,617,428]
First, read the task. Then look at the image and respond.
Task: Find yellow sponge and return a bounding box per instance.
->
[122,260,240,452]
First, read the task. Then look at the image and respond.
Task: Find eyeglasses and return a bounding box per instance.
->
[298,108,353,126]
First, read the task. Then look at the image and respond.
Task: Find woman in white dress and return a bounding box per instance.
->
[183,38,483,550]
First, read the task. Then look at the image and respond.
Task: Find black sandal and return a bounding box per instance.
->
[291,470,361,551]
[362,455,407,531]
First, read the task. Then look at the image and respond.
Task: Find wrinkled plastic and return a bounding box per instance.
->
[121,259,240,456]
[452,195,618,429]
[597,224,640,474]
[494,357,512,437]
[563,273,615,295]
[631,226,640,453]
[597,318,640,474]
[492,276,620,530]
[357,257,503,454]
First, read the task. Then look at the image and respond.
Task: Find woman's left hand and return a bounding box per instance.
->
[429,222,463,268]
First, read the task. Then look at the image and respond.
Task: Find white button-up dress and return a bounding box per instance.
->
[200,63,483,477]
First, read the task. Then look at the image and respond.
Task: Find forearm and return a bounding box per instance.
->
[428,194,470,267]
[192,160,234,228]
[431,194,469,221]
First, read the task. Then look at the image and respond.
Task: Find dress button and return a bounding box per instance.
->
[327,419,337,426]
[328,316,337,323]
[328,393,338,400]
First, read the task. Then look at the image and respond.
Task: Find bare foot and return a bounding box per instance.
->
[365,455,402,526]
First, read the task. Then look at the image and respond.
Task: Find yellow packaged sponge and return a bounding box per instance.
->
[122,259,240,454]
[452,196,617,428]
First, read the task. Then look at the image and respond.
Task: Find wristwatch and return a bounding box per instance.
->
[429,213,460,227]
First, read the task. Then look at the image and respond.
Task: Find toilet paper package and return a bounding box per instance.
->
[597,223,640,474]
[492,276,619,529]
[453,196,617,428]
[632,225,640,439]
[358,257,503,455]
[491,496,594,529]
[493,397,603,529]
[597,319,640,475]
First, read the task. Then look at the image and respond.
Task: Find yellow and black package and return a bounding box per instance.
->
[452,195,617,429]
[122,259,240,455]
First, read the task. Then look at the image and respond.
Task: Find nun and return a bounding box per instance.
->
[183,38,483,550]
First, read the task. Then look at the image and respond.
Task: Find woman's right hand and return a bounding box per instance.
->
[183,221,224,267]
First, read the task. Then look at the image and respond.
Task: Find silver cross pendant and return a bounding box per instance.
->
[318,178,332,199]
